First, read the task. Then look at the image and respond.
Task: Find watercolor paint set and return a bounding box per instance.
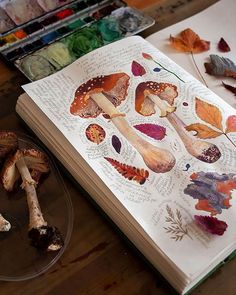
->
[0,0,155,81]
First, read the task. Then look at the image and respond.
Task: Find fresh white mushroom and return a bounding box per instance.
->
[1,149,64,251]
[135,82,221,163]
[70,73,176,173]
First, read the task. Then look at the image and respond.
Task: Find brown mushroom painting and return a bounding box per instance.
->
[135,82,221,164]
[70,73,176,173]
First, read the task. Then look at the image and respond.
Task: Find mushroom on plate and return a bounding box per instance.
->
[0,131,18,231]
[0,131,18,163]
[135,82,221,163]
[70,73,176,173]
[1,149,64,251]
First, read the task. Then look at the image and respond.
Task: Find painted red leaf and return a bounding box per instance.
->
[131,61,146,76]
[194,215,227,235]
[226,115,236,133]
[222,81,236,96]
[142,52,153,60]
[104,157,149,185]
[134,123,166,140]
[218,38,231,52]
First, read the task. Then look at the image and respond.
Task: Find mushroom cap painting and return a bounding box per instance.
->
[70,73,130,118]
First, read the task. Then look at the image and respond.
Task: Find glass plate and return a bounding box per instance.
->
[0,132,73,281]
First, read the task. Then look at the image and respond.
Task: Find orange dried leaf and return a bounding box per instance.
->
[186,123,223,139]
[170,28,210,53]
[195,98,223,131]
[104,157,149,185]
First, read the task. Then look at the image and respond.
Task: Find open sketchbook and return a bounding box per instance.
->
[16,35,236,294]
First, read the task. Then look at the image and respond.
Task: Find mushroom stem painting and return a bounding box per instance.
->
[135,82,221,163]
[70,73,176,173]
[1,149,64,251]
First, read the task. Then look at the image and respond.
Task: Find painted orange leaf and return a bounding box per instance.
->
[170,28,210,53]
[195,98,223,131]
[226,115,236,133]
[104,157,149,185]
[186,123,223,139]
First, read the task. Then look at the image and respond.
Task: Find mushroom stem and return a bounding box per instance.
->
[166,112,221,163]
[148,94,176,117]
[91,93,176,173]
[16,157,47,230]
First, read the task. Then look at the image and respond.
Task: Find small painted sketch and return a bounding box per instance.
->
[104,157,149,185]
[131,60,146,76]
[164,205,192,241]
[135,82,220,163]
[186,97,236,149]
[184,172,236,216]
[85,124,106,144]
[112,135,122,153]
[134,123,166,141]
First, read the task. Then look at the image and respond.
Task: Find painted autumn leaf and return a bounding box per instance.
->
[131,61,146,76]
[194,215,227,236]
[169,28,210,53]
[226,115,236,133]
[186,123,222,139]
[111,135,122,153]
[104,157,149,185]
[134,123,166,140]
[195,98,223,131]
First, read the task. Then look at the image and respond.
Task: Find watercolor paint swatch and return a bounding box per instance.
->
[15,8,154,81]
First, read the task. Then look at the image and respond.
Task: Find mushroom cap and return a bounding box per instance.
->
[135,82,178,116]
[1,149,50,191]
[70,73,130,118]
[0,131,18,163]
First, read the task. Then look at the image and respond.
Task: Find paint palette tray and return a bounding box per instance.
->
[0,0,154,81]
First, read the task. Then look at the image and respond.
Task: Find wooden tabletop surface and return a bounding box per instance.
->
[2,1,236,294]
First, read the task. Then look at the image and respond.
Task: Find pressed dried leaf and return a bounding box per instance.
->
[204,55,236,79]
[131,61,146,76]
[104,157,149,185]
[186,123,223,139]
[194,215,227,236]
[134,123,166,140]
[170,28,210,53]
[218,38,230,52]
[226,115,236,133]
[195,97,223,131]
[111,135,121,153]
[222,81,236,96]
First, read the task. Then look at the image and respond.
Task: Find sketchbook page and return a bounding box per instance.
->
[146,0,236,108]
[22,35,236,279]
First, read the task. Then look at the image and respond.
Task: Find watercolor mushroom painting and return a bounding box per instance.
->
[135,82,221,163]
[1,148,64,251]
[70,73,176,173]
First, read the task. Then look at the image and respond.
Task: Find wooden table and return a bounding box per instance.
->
[2,1,236,294]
